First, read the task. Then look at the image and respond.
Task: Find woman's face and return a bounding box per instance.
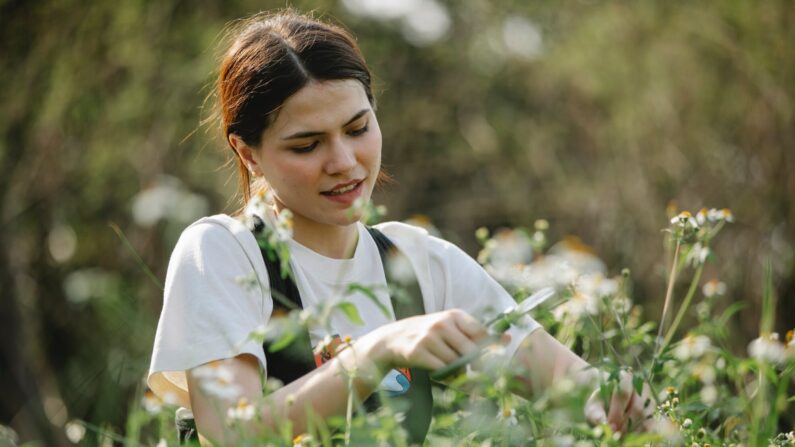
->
[251,79,382,229]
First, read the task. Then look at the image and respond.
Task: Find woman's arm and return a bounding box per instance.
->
[508,328,597,396]
[188,309,488,445]
[509,329,654,432]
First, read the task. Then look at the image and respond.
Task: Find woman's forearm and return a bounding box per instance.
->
[508,329,600,398]
[263,341,384,433]
[189,341,385,445]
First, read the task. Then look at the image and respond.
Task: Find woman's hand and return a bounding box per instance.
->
[361,309,490,372]
[584,370,656,433]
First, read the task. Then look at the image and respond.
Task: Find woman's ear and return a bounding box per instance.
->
[228,134,264,176]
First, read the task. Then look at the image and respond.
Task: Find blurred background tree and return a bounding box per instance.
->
[1,0,792,443]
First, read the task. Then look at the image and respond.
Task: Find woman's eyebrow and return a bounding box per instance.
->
[281,109,370,140]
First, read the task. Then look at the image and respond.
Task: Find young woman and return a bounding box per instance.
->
[147,10,652,445]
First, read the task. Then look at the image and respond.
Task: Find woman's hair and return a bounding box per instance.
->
[217,10,375,204]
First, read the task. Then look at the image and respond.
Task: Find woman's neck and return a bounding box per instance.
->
[291,216,360,259]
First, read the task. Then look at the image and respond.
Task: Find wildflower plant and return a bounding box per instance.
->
[123,204,795,446]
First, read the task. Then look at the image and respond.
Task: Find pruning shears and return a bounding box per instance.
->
[430,287,556,380]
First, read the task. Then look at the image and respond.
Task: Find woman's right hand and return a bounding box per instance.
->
[360,309,490,372]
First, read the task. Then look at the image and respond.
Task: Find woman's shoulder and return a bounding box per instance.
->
[170,214,261,268]
[373,220,467,261]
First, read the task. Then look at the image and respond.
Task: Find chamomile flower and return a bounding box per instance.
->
[386,250,415,284]
[293,433,313,446]
[496,407,518,426]
[686,242,711,266]
[693,363,716,384]
[64,420,86,444]
[552,290,600,321]
[702,279,727,297]
[748,333,788,364]
[227,398,256,421]
[245,190,293,242]
[707,208,734,223]
[696,208,709,226]
[193,362,242,400]
[478,229,533,268]
[670,211,699,229]
[674,334,712,361]
[700,385,718,405]
[142,390,163,414]
[576,272,619,297]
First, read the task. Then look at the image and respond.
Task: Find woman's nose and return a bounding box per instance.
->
[324,138,357,175]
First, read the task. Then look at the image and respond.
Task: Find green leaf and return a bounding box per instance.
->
[633,373,644,395]
[347,283,391,318]
[335,301,365,325]
[269,330,297,352]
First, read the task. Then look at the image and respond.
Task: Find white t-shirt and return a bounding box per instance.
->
[147,215,540,408]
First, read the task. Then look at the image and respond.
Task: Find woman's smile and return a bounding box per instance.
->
[320,178,366,204]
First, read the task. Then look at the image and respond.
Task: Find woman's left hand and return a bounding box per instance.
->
[584,370,656,433]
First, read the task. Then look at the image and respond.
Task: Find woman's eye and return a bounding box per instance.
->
[349,124,369,137]
[291,141,318,154]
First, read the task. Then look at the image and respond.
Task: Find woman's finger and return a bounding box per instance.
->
[442,325,481,358]
[411,348,448,371]
[584,390,607,426]
[426,333,463,364]
[449,309,488,341]
[606,373,634,431]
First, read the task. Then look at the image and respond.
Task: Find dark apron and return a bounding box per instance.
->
[177,226,432,444]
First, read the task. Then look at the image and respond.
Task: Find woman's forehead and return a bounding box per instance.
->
[267,79,371,137]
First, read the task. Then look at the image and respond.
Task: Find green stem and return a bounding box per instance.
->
[109,222,164,291]
[655,240,681,356]
[661,263,704,352]
[344,372,354,446]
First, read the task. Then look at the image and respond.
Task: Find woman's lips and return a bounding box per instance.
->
[320,180,365,204]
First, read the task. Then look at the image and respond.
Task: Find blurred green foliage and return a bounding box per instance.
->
[1,0,793,444]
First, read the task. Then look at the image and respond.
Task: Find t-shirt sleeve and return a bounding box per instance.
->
[427,236,541,360]
[147,219,270,407]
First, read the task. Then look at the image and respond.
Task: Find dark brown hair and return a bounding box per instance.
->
[218,10,375,204]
